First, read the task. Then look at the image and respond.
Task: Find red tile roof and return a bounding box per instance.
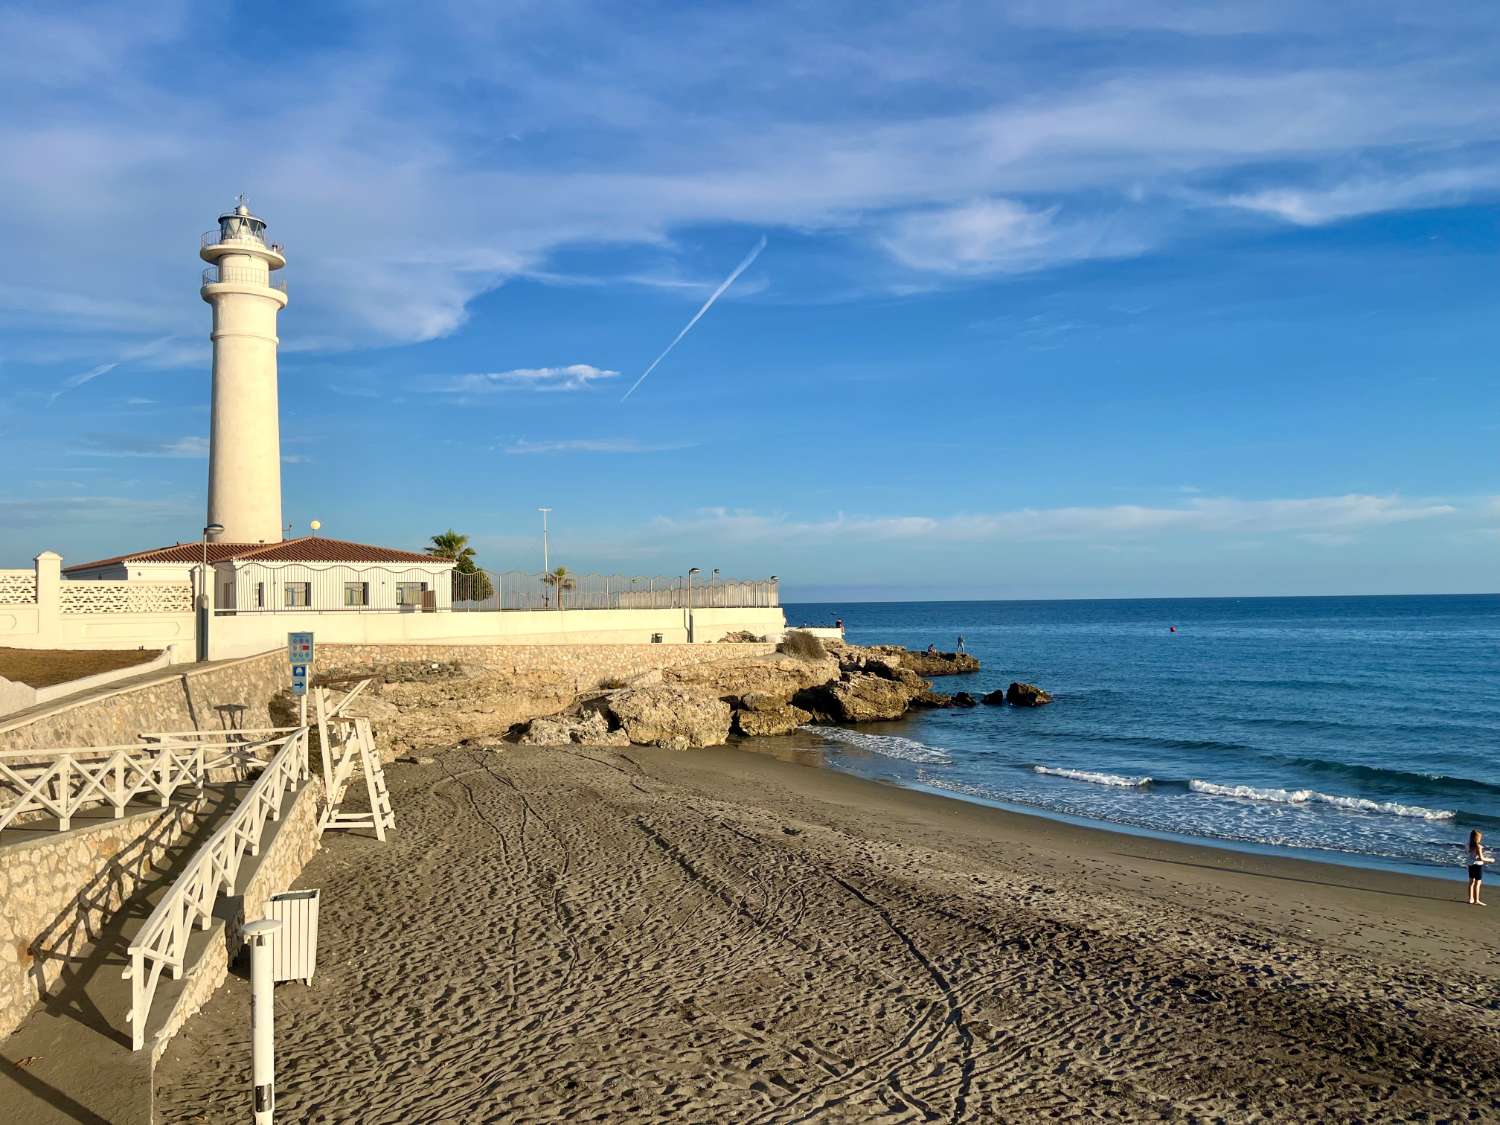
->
[64,536,445,573]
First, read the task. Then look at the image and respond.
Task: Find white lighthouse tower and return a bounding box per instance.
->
[200,197,288,544]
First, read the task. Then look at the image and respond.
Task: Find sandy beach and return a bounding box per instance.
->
[153,744,1500,1122]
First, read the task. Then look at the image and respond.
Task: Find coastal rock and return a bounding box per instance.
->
[734,704,813,737]
[516,710,629,748]
[1006,681,1053,707]
[664,652,840,709]
[794,672,918,723]
[834,644,979,677]
[980,690,1008,705]
[951,692,979,708]
[606,686,733,750]
[909,690,954,709]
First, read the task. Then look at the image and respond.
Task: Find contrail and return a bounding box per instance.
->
[621,236,766,401]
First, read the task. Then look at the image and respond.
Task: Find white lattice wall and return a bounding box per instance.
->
[60,581,194,616]
[0,571,36,606]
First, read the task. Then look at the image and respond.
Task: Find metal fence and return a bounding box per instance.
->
[452,571,779,612]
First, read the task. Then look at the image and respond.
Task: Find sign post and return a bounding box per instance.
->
[288,632,314,724]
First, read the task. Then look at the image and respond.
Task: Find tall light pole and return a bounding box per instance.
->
[687,567,699,643]
[538,508,551,609]
[198,522,224,662]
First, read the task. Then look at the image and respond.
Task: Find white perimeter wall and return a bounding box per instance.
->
[207,605,787,660]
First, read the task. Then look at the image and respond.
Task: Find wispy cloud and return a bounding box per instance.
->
[72,434,209,458]
[653,494,1462,545]
[0,494,193,529]
[436,365,620,395]
[502,437,695,455]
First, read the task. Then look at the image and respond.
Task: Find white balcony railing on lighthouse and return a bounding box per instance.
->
[201,266,288,293]
[201,228,286,255]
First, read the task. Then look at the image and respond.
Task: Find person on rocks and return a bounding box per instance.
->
[927,643,937,655]
[957,635,966,653]
[1467,829,1491,906]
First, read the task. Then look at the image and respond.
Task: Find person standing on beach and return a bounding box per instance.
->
[1467,830,1491,905]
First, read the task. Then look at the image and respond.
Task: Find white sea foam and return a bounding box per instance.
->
[1034,766,1151,788]
[814,727,951,765]
[1188,780,1454,820]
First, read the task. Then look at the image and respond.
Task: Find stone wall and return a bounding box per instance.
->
[148,777,324,1066]
[319,640,777,690]
[0,650,286,753]
[0,797,203,1039]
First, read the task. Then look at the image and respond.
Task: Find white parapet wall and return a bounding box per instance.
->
[205,604,787,660]
[0,553,195,656]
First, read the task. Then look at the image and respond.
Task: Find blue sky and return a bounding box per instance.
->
[1,0,1497,599]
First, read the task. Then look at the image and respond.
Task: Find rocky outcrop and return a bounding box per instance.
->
[338,670,577,760]
[516,710,629,747]
[794,672,920,723]
[1006,681,1053,707]
[830,643,979,677]
[980,690,1007,705]
[734,704,813,737]
[951,692,978,708]
[663,652,840,707]
[910,690,954,709]
[606,687,733,750]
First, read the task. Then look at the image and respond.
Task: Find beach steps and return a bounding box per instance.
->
[0,779,298,1124]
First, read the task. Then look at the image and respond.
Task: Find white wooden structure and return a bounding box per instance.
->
[124,727,309,1051]
[314,681,394,840]
[0,742,206,833]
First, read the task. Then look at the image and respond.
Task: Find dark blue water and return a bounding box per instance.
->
[783,596,1500,874]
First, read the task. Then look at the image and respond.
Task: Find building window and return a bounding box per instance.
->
[285,582,311,607]
[256,582,265,608]
[344,581,370,607]
[396,581,428,606]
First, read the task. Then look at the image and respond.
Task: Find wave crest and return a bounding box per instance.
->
[1188,780,1454,820]
[814,727,951,764]
[1034,766,1151,788]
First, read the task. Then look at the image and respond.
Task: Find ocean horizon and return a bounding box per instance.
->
[781,593,1500,876]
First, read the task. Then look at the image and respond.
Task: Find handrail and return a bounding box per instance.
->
[201,266,287,293]
[139,729,301,774]
[0,743,206,833]
[201,228,286,255]
[125,727,309,1051]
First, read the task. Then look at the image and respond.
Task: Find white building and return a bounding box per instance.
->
[64,537,454,614]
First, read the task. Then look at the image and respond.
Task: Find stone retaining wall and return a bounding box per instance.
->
[319,641,777,691]
[0,650,286,753]
[0,798,203,1039]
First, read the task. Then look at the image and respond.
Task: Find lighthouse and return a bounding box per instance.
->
[200,198,288,544]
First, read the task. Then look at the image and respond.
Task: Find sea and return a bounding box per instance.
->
[779,595,1500,878]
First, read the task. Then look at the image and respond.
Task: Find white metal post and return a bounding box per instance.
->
[245,917,284,1124]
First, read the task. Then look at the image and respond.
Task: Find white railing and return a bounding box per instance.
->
[125,726,310,1051]
[200,266,288,294]
[140,727,304,775]
[0,743,206,833]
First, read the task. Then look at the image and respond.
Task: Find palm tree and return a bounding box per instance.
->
[427,529,493,601]
[542,565,577,609]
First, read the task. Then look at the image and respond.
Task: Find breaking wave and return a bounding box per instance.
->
[1187,780,1454,821]
[814,727,952,765]
[1033,766,1151,788]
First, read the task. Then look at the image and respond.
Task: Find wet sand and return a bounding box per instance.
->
[153,745,1500,1122]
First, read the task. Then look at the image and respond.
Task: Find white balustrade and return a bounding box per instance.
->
[0,743,205,832]
[125,727,309,1051]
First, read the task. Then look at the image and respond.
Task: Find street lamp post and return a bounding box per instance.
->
[197,522,224,661]
[687,567,700,643]
[538,507,551,608]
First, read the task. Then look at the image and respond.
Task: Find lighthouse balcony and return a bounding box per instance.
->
[200,229,286,269]
[200,266,288,298]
